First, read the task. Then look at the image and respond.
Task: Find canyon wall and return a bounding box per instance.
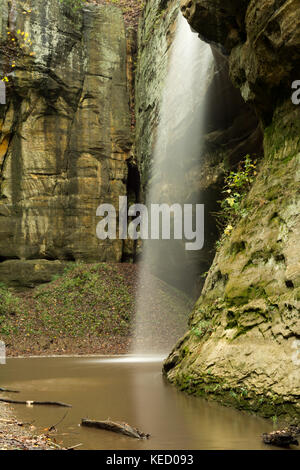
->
[0,0,298,422]
[164,0,300,422]
[0,0,133,286]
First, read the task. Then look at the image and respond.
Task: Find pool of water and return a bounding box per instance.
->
[0,356,276,450]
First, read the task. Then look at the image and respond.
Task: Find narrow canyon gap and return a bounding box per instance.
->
[133,13,213,355]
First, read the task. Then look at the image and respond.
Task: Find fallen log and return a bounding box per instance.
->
[0,398,71,408]
[0,387,19,393]
[262,430,299,448]
[81,419,150,439]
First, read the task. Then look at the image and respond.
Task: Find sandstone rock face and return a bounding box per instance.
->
[165,0,300,422]
[0,0,133,284]
[181,0,300,119]
[135,0,261,294]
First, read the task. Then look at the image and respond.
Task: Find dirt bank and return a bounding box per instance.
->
[0,263,191,357]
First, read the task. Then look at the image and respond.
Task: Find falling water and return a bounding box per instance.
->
[133,13,214,355]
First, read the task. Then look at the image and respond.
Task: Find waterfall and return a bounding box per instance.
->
[133,13,214,355]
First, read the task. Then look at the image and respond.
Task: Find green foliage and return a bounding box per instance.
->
[0,284,19,335]
[0,264,134,340]
[59,0,85,12]
[32,263,133,337]
[218,155,258,237]
[191,320,213,339]
[272,415,278,425]
[1,20,35,84]
[200,270,209,279]
[0,263,191,351]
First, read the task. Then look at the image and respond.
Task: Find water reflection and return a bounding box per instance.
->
[0,357,278,450]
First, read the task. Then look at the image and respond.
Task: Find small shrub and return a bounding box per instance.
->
[216,155,258,239]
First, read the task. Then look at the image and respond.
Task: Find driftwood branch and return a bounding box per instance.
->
[262,425,300,448]
[81,419,150,439]
[0,387,20,393]
[0,398,71,408]
[66,443,83,451]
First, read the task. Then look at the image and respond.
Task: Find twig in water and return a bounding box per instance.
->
[0,398,72,407]
[0,387,20,393]
[47,410,69,432]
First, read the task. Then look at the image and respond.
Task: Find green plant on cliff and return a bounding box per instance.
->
[191,320,213,339]
[59,0,85,12]
[218,155,257,237]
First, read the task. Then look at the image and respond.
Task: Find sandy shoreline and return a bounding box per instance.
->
[4,335,131,358]
[0,401,62,450]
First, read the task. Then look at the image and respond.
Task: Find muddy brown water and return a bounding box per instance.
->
[0,356,277,450]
